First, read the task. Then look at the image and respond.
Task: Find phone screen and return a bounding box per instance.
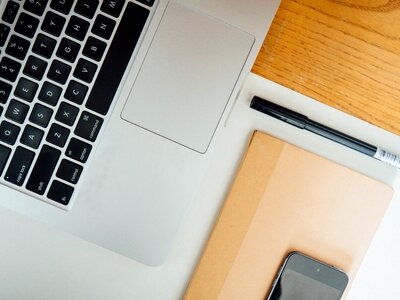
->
[270,268,341,300]
[267,252,348,300]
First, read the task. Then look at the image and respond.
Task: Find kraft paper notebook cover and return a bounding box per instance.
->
[184,131,393,300]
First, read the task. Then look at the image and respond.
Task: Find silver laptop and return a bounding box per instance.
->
[0,0,280,266]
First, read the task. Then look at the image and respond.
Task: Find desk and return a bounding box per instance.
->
[253,0,400,136]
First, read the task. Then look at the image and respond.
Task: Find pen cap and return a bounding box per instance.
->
[250,97,309,129]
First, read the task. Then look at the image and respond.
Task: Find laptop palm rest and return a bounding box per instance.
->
[121,1,254,153]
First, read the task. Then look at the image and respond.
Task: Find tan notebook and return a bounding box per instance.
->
[184,131,393,300]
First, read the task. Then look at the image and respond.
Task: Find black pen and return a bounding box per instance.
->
[250,96,400,169]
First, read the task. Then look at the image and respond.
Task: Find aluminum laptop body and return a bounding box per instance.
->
[0,0,280,266]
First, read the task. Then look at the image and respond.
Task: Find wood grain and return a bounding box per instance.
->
[253,0,400,135]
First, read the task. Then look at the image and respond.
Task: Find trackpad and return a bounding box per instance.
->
[121,1,254,153]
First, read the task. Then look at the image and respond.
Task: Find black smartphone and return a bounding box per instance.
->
[266,252,349,300]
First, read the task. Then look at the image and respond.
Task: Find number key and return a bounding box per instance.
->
[24,0,49,16]
[0,24,11,47]
[0,80,12,104]
[15,12,39,38]
[6,34,30,60]
[2,1,20,24]
[0,56,21,82]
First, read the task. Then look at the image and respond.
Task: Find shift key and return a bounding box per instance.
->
[5,147,34,186]
[27,145,61,195]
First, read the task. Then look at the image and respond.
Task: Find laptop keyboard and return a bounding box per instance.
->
[0,0,153,208]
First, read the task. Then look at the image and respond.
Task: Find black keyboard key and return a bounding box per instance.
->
[74,111,103,142]
[20,125,44,149]
[6,34,30,60]
[38,81,62,106]
[0,24,11,47]
[15,12,39,38]
[82,36,106,61]
[29,103,53,128]
[14,77,38,102]
[2,1,20,24]
[136,0,155,7]
[24,0,49,16]
[50,0,74,15]
[32,33,57,59]
[66,16,89,41]
[56,37,80,63]
[0,56,21,82]
[26,145,60,195]
[73,58,97,83]
[92,14,115,40]
[101,0,125,18]
[0,121,20,145]
[56,159,82,184]
[5,99,29,123]
[48,59,71,84]
[0,107,3,117]
[0,144,11,176]
[48,180,73,205]
[0,80,12,104]
[23,55,48,80]
[75,0,99,19]
[64,80,88,104]
[66,138,92,163]
[41,11,66,37]
[4,146,34,186]
[46,123,70,147]
[86,3,149,115]
[55,102,79,126]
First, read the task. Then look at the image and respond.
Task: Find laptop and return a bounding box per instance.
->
[0,0,280,266]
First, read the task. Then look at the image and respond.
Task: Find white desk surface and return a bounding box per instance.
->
[0,73,399,299]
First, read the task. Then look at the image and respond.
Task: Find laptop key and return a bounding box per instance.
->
[0,80,12,104]
[0,56,21,82]
[48,59,71,84]
[6,35,30,60]
[46,123,70,147]
[0,120,20,145]
[74,111,103,142]
[20,125,44,149]
[55,102,79,126]
[15,12,39,38]
[47,180,74,205]
[56,38,80,63]
[23,55,48,81]
[136,0,155,8]
[2,1,20,24]
[101,0,125,18]
[50,0,74,15]
[32,33,57,59]
[0,144,11,176]
[5,99,29,124]
[66,138,92,163]
[56,159,83,184]
[75,0,99,19]
[4,146,35,186]
[26,145,61,195]
[0,24,11,47]
[66,16,90,41]
[41,11,66,37]
[82,36,106,62]
[24,0,49,16]
[86,2,149,115]
[14,77,38,102]
[73,58,97,83]
[64,80,88,105]
[29,103,53,128]
[92,14,116,40]
[38,81,62,106]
